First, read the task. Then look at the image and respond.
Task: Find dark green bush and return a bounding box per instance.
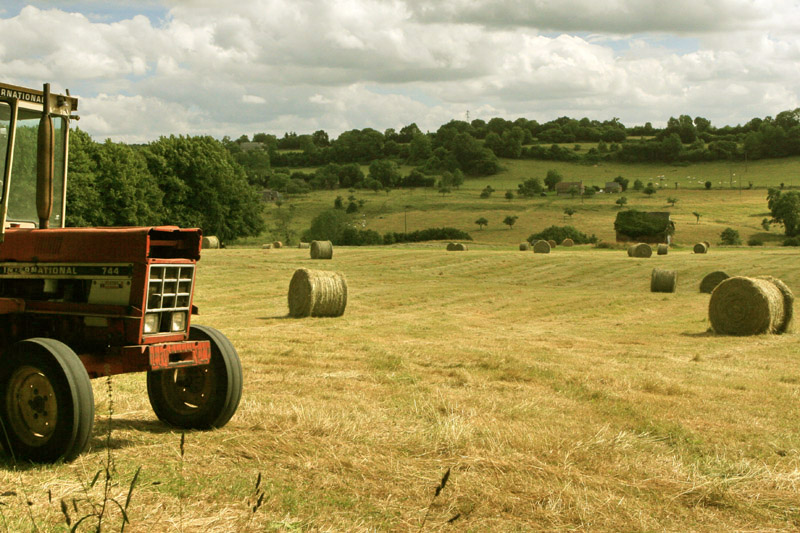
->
[747,237,764,246]
[720,227,741,245]
[783,236,800,246]
[614,210,674,239]
[528,225,596,244]
[389,227,472,244]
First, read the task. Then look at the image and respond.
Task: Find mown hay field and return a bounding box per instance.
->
[1,246,799,531]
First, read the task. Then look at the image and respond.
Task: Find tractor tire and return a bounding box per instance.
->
[0,338,95,463]
[146,325,242,429]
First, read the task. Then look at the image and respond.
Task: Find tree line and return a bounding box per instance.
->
[67,130,265,242]
[227,109,800,190]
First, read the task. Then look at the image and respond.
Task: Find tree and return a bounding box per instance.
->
[517,177,543,197]
[439,186,451,196]
[667,196,678,207]
[544,169,563,191]
[503,215,518,229]
[693,211,701,223]
[369,159,400,188]
[568,186,579,198]
[143,135,265,241]
[720,228,742,245]
[505,190,514,201]
[475,217,488,230]
[564,207,576,218]
[633,179,644,191]
[705,181,712,190]
[480,185,495,198]
[768,189,800,236]
[643,184,657,196]
[615,196,628,208]
[613,175,629,191]
[334,195,344,209]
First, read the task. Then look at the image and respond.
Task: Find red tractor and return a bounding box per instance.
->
[0,82,243,462]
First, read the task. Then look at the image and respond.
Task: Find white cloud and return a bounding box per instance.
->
[1,1,799,141]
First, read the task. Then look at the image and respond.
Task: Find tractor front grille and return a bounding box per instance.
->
[145,264,195,334]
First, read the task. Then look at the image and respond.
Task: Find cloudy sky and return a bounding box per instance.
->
[2,0,799,143]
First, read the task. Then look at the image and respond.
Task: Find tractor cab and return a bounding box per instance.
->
[0,82,242,464]
[0,82,74,233]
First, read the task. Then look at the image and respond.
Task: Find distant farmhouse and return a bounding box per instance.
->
[555,181,584,196]
[604,181,622,193]
[262,189,283,202]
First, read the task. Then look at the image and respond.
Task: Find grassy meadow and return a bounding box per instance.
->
[1,244,799,531]
[239,155,800,250]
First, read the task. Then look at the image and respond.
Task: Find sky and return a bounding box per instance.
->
[1,0,799,143]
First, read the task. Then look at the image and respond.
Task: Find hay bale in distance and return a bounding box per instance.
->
[629,243,652,258]
[533,240,551,254]
[657,243,669,255]
[693,242,708,254]
[699,271,729,293]
[709,276,793,335]
[651,268,677,293]
[310,240,333,259]
[519,242,531,251]
[454,243,468,251]
[561,238,574,247]
[446,242,456,251]
[273,241,283,249]
[547,239,557,248]
[287,268,347,318]
[202,236,220,249]
[298,242,310,249]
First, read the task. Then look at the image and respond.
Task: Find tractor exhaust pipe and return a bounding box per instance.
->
[36,82,54,229]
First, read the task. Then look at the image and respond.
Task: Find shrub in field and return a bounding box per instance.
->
[747,237,764,246]
[388,227,472,244]
[783,237,800,246]
[614,210,675,241]
[720,228,741,245]
[528,225,596,244]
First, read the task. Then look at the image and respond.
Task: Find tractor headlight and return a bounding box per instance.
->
[170,311,187,332]
[144,313,160,334]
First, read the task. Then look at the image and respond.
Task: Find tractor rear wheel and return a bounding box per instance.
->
[146,325,242,429]
[0,338,95,463]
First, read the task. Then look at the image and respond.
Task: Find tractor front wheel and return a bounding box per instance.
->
[0,338,95,463]
[146,325,242,429]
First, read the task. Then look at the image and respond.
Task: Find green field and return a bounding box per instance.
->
[246,156,800,249]
[2,246,798,531]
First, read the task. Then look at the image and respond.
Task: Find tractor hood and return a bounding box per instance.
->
[0,226,202,262]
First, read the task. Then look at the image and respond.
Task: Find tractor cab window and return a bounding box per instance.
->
[6,108,66,228]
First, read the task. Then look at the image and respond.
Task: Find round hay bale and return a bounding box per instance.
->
[201,236,220,249]
[310,240,333,259]
[561,238,574,247]
[298,242,310,249]
[261,243,272,249]
[446,242,457,251]
[272,241,283,249]
[651,268,677,293]
[758,276,794,334]
[708,276,793,335]
[533,240,551,254]
[693,242,708,254]
[547,239,557,248]
[630,243,652,258]
[287,268,347,318]
[452,243,468,251]
[519,242,531,251]
[699,271,729,293]
[657,243,669,255]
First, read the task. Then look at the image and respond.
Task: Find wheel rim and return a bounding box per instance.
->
[5,365,58,446]
[159,365,215,415]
